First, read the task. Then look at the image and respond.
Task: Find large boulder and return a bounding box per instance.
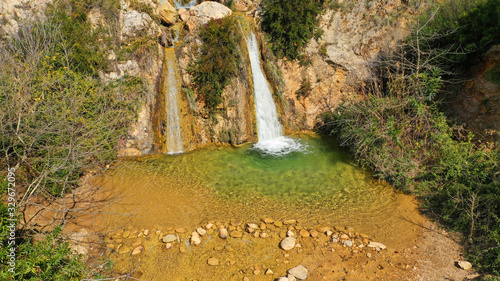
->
[122,10,158,38]
[157,0,178,26]
[186,1,232,31]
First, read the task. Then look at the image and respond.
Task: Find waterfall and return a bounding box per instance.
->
[243,29,303,156]
[163,48,183,154]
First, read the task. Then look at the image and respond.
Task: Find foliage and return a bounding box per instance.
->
[0,199,84,280]
[418,0,500,65]
[321,0,500,273]
[295,79,312,99]
[190,17,242,111]
[260,0,325,60]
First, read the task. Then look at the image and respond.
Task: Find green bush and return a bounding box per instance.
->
[190,17,242,111]
[260,0,325,60]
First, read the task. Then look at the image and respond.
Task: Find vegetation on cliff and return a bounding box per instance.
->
[322,0,500,274]
[190,17,242,111]
[260,0,325,60]
[0,0,142,278]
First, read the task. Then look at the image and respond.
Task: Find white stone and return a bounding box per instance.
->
[287,274,297,281]
[162,234,178,243]
[219,228,228,239]
[197,227,207,236]
[457,261,473,270]
[326,230,333,236]
[288,265,308,280]
[287,230,295,237]
[280,237,296,251]
[190,232,201,245]
[276,277,289,281]
[122,10,157,38]
[367,242,387,250]
[342,240,353,247]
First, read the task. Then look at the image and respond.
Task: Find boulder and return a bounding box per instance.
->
[157,0,178,25]
[186,1,232,31]
[122,10,158,38]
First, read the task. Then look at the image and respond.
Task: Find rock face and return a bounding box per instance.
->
[186,1,232,31]
[122,10,158,38]
[158,0,178,25]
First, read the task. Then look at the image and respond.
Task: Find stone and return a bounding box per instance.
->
[287,230,295,237]
[70,245,88,256]
[332,235,339,243]
[288,265,308,280]
[260,223,267,230]
[219,228,228,239]
[162,234,178,243]
[262,218,274,224]
[276,278,289,281]
[190,232,201,245]
[299,229,310,237]
[342,240,353,247]
[368,242,387,250]
[208,257,219,266]
[178,7,190,21]
[326,230,333,236]
[175,227,187,233]
[164,243,173,249]
[106,243,115,249]
[284,219,297,225]
[247,223,258,232]
[309,229,319,237]
[287,274,297,281]
[231,219,243,226]
[143,229,150,236]
[132,239,142,247]
[230,231,243,238]
[157,0,178,25]
[366,253,372,258]
[197,227,207,236]
[456,261,473,270]
[131,245,144,255]
[260,232,268,238]
[280,237,296,250]
[317,226,331,233]
[243,277,250,281]
[265,268,274,275]
[118,246,130,255]
[121,10,157,38]
[274,221,283,227]
[340,234,349,240]
[206,223,214,229]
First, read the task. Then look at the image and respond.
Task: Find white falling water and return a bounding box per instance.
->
[164,49,183,154]
[244,31,303,156]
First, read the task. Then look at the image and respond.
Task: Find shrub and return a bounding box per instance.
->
[260,0,325,60]
[190,17,242,111]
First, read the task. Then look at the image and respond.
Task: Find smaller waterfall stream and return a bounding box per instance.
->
[243,30,303,156]
[164,48,183,154]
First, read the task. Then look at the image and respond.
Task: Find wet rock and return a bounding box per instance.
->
[340,233,349,240]
[332,235,339,243]
[143,229,150,236]
[219,228,228,239]
[197,227,207,236]
[288,265,308,280]
[287,274,297,281]
[342,240,353,247]
[299,229,310,237]
[274,221,283,227]
[317,226,331,233]
[284,219,297,225]
[309,229,319,237]
[175,227,187,233]
[118,246,130,255]
[326,230,333,236]
[260,232,268,238]
[287,230,295,237]
[280,237,296,250]
[368,242,387,250]
[131,245,144,255]
[162,234,178,243]
[230,231,243,238]
[190,232,201,245]
[247,223,259,232]
[262,218,274,224]
[208,257,219,266]
[457,261,473,270]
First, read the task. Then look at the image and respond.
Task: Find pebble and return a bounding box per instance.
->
[280,237,296,250]
[340,234,349,240]
[260,223,267,230]
[309,229,319,237]
[367,253,372,258]
[332,235,339,243]
[206,223,214,229]
[260,232,268,238]
[317,226,330,233]
[219,228,228,239]
[342,240,353,247]
[262,218,274,224]
[179,245,187,253]
[287,230,295,237]
[143,229,150,236]
[132,239,142,247]
[190,232,201,245]
[274,221,283,227]
[368,242,387,250]
[457,261,472,270]
[164,243,173,250]
[253,269,260,275]
[276,278,288,281]
[197,227,206,236]
[131,245,144,256]
[207,258,219,266]
[162,234,178,243]
[231,219,243,226]
[288,265,308,280]
[175,227,186,233]
[299,229,310,237]
[265,268,274,275]
[284,219,297,225]
[230,231,243,238]
[243,277,250,281]
[118,246,130,255]
[288,274,297,281]
[326,230,333,236]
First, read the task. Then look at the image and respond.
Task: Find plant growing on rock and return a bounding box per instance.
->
[190,17,242,111]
